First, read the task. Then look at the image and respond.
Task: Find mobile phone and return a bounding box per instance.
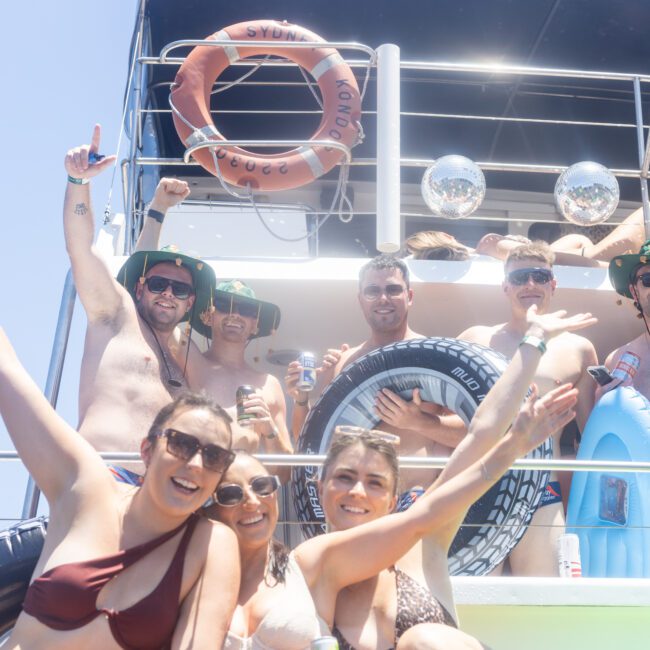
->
[587,365,614,386]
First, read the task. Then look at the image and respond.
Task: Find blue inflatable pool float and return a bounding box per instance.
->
[567,386,650,577]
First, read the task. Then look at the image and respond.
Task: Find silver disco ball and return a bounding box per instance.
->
[421,155,486,219]
[554,161,619,226]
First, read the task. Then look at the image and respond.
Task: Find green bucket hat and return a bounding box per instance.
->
[609,239,650,298]
[116,245,216,329]
[195,279,281,339]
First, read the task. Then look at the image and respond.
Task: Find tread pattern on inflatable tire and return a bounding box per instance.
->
[292,337,551,576]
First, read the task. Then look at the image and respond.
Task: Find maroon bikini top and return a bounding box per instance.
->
[22,514,199,650]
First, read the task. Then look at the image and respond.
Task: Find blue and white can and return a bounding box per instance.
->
[297,352,317,392]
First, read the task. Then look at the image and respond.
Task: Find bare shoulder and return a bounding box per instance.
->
[191,516,238,553]
[604,335,644,368]
[262,372,285,405]
[457,323,498,344]
[554,331,597,355]
[337,343,364,372]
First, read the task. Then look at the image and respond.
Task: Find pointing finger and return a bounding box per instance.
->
[90,124,101,152]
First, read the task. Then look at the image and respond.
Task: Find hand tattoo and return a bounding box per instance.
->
[74,203,88,215]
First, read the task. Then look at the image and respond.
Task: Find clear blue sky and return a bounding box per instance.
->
[1,1,134,523]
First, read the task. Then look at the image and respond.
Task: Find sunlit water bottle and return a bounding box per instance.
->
[311,636,340,649]
[611,351,640,383]
[557,533,582,577]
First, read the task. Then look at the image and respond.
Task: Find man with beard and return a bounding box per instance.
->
[287,254,466,500]
[64,126,214,481]
[601,240,650,398]
[459,242,597,575]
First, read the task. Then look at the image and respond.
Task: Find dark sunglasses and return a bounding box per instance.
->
[634,272,650,288]
[361,283,406,301]
[145,276,194,300]
[157,428,235,473]
[214,475,281,506]
[214,294,259,319]
[507,267,554,286]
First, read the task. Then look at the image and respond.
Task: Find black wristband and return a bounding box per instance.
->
[147,208,166,224]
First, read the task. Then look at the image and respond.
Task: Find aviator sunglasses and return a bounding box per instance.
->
[634,272,650,288]
[361,283,406,301]
[144,276,194,300]
[214,295,259,319]
[156,429,235,473]
[506,267,554,286]
[214,475,281,506]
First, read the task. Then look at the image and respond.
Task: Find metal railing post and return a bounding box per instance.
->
[632,77,650,237]
[21,270,77,519]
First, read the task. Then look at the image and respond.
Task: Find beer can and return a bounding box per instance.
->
[310,637,339,650]
[557,533,582,577]
[236,385,256,425]
[611,351,640,383]
[296,352,317,392]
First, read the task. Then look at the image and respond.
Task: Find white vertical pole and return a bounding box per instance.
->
[376,43,401,253]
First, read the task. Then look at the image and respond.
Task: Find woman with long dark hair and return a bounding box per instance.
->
[0,328,240,649]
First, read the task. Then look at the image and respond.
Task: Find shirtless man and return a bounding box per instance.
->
[602,239,650,397]
[137,211,293,477]
[188,280,293,480]
[459,242,598,576]
[286,254,466,499]
[64,126,215,480]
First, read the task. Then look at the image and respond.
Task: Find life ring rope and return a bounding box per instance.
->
[170,20,366,192]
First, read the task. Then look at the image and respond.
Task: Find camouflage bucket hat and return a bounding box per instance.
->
[116,245,216,327]
[609,239,650,298]
[195,279,281,339]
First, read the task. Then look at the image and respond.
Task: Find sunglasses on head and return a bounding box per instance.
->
[144,276,194,300]
[156,428,235,473]
[634,272,650,288]
[333,425,401,448]
[214,475,281,506]
[214,294,259,319]
[506,267,554,286]
[361,284,406,301]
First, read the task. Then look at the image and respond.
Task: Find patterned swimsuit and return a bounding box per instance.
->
[332,568,456,650]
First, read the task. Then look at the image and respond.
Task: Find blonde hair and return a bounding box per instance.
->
[405,230,470,261]
[505,241,555,267]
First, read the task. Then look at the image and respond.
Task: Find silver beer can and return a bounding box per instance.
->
[310,637,339,650]
[297,352,317,392]
[557,533,582,577]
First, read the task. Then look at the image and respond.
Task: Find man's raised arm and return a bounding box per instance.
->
[63,124,119,322]
[135,178,191,251]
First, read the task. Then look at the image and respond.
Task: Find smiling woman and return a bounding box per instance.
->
[207,306,593,650]
[0,327,240,649]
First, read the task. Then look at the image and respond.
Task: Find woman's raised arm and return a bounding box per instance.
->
[0,327,106,502]
[296,377,577,599]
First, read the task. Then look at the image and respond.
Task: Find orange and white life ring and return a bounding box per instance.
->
[171,19,362,191]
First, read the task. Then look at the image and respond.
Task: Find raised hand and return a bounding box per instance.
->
[525,304,597,341]
[242,391,278,439]
[509,383,578,456]
[150,178,191,212]
[64,124,117,181]
[284,360,306,402]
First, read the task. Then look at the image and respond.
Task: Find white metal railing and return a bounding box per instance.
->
[4,451,650,474]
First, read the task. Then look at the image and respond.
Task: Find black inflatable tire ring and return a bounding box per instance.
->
[0,517,47,633]
[292,337,551,576]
